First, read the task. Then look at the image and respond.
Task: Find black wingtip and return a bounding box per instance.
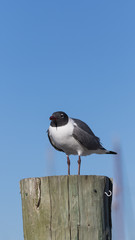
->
[106,151,117,155]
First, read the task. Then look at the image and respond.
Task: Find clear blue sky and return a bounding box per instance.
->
[0,1,135,239]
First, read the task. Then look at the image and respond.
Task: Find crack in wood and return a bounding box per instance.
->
[48,177,52,239]
[77,177,80,240]
[67,176,71,240]
[35,178,41,209]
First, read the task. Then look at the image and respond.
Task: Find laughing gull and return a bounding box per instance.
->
[48,111,117,175]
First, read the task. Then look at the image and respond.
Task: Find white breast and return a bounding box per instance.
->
[49,118,84,155]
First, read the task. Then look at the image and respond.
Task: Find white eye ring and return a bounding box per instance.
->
[61,114,64,118]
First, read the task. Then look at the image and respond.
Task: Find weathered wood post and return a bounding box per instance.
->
[20,175,112,240]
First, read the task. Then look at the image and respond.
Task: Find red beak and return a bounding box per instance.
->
[49,116,56,120]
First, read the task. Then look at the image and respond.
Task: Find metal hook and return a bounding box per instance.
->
[104,190,112,197]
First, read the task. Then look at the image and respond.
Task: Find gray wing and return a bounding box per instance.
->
[72,118,103,150]
[72,118,98,137]
[47,129,64,152]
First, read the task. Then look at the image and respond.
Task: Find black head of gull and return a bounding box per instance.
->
[50,111,68,127]
[48,111,117,175]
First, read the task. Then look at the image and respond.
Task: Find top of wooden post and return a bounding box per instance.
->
[20,175,113,240]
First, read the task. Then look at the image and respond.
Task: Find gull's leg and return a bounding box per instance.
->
[67,155,70,175]
[78,156,81,175]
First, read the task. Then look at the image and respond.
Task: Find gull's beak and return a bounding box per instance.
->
[49,115,56,120]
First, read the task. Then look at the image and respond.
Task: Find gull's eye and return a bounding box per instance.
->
[61,113,64,118]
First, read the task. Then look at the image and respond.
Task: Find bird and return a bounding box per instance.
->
[47,111,117,175]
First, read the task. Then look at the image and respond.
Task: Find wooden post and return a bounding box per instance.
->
[20,175,112,240]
